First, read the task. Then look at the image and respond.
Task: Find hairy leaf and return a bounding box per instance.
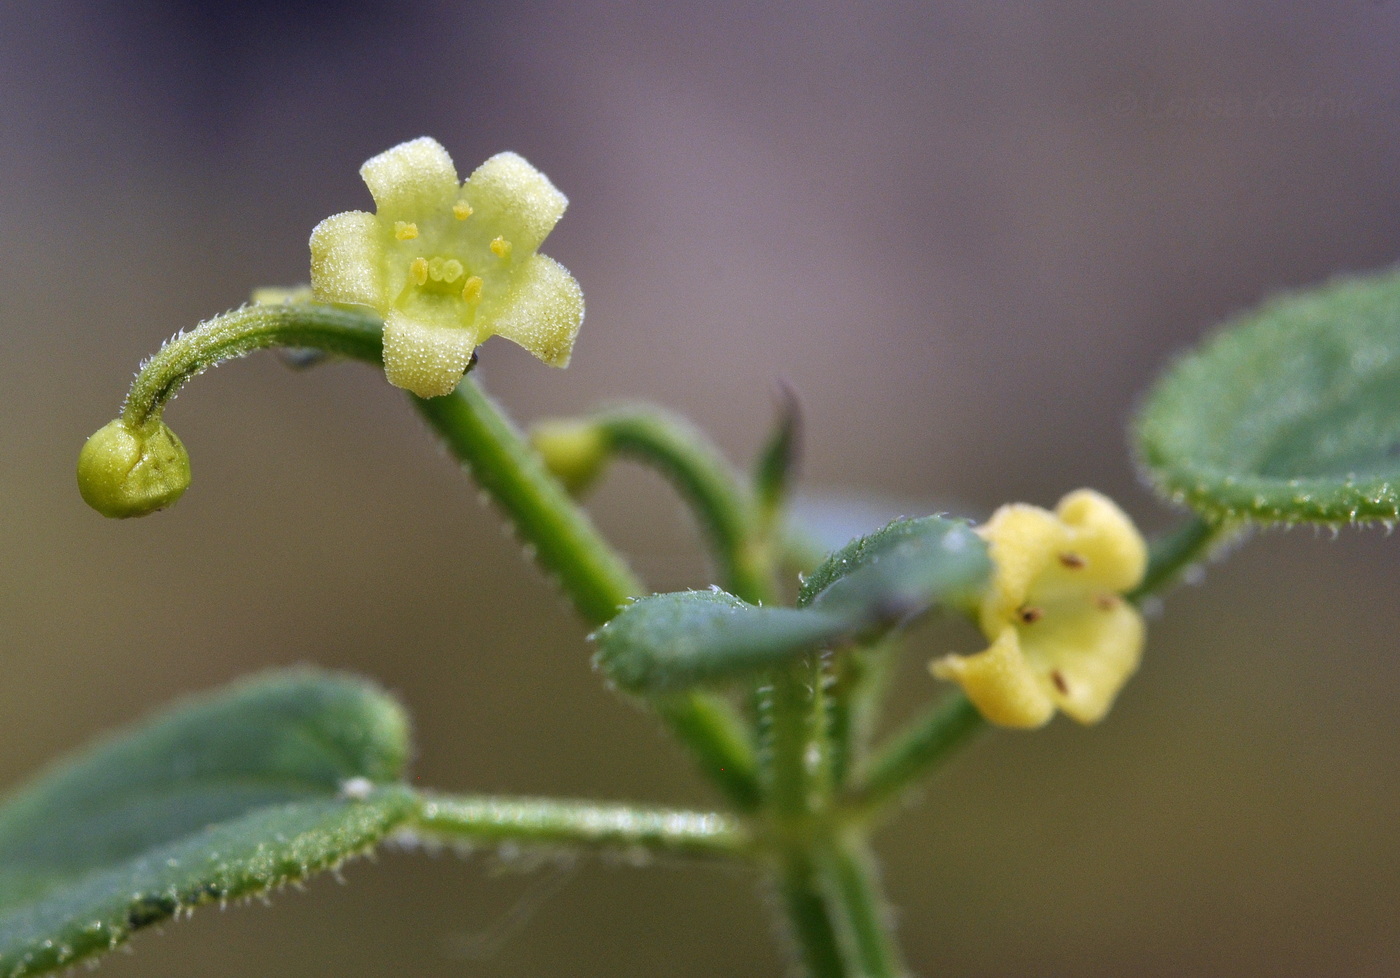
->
[798,515,989,617]
[0,669,416,976]
[596,517,989,694]
[594,590,845,693]
[1136,269,1400,525]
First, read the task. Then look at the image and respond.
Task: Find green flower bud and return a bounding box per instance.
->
[529,419,608,496]
[77,419,191,518]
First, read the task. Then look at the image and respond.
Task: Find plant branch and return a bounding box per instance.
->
[410,793,749,859]
[772,848,848,978]
[1128,514,1228,604]
[122,302,385,427]
[583,407,779,605]
[844,693,984,821]
[415,380,763,811]
[816,834,907,977]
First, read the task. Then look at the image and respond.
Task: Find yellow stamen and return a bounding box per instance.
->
[490,236,512,258]
[461,276,483,303]
[410,257,428,286]
[452,201,473,220]
[395,221,419,240]
[443,259,464,283]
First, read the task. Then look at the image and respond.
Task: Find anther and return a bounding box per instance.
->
[428,256,445,281]
[490,236,512,258]
[410,257,428,286]
[1059,552,1086,569]
[461,276,483,303]
[395,221,419,240]
[1018,606,1043,624]
[443,259,464,283]
[453,201,473,220]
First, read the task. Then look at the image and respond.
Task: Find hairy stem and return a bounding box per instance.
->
[845,693,984,821]
[122,303,385,426]
[415,381,762,811]
[817,834,907,977]
[1128,514,1228,604]
[773,848,848,978]
[411,793,749,859]
[586,407,779,605]
[416,385,645,626]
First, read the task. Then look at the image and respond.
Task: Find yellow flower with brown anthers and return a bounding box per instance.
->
[310,137,583,398]
[931,489,1148,728]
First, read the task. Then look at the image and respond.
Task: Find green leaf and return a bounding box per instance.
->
[753,384,801,520]
[798,515,989,617]
[594,517,990,695]
[0,669,416,977]
[594,590,846,694]
[1136,269,1400,525]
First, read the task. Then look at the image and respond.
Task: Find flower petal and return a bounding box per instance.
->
[1018,596,1145,724]
[463,152,567,253]
[931,629,1056,729]
[975,503,1067,635]
[360,137,459,220]
[486,254,583,367]
[1054,489,1148,594]
[309,211,386,310]
[381,306,478,399]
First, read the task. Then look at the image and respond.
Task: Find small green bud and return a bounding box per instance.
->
[529,419,608,496]
[77,419,191,518]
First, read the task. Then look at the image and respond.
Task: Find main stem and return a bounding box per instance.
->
[415,380,763,811]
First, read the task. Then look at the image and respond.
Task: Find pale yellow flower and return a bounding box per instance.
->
[931,489,1147,728]
[310,137,583,398]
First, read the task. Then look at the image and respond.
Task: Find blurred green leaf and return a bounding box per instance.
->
[753,384,801,520]
[798,515,989,617]
[595,517,989,694]
[594,590,846,694]
[0,669,416,977]
[1136,269,1400,525]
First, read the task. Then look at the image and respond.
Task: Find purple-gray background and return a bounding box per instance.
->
[2,2,1399,974]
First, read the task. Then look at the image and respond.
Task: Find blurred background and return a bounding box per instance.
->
[3,1,1399,974]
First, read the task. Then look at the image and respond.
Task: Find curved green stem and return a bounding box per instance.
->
[585,407,778,605]
[411,793,749,859]
[121,302,385,427]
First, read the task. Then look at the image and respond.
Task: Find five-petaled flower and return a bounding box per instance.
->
[931,489,1148,728]
[310,137,583,398]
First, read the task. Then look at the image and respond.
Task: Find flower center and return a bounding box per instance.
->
[405,254,485,305]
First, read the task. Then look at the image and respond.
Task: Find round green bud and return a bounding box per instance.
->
[77,419,191,518]
[529,419,608,496]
